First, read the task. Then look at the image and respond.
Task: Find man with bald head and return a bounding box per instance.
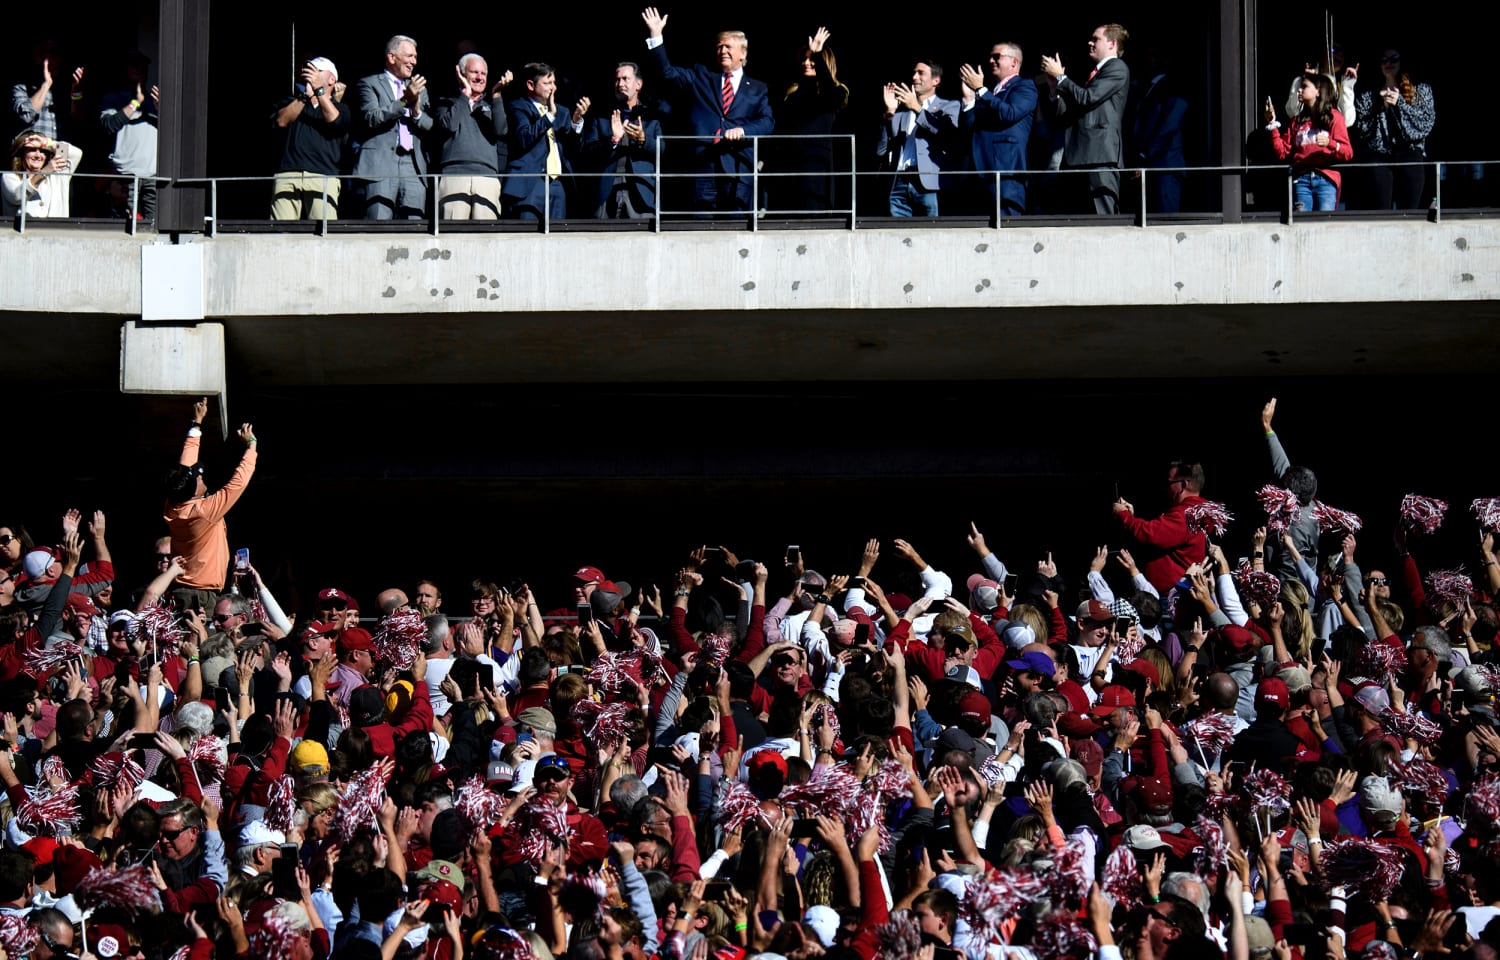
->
[434,52,511,220]
[377,588,409,613]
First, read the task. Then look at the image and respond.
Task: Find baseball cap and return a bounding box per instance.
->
[419,878,463,913]
[803,905,839,948]
[22,548,55,580]
[966,574,1001,613]
[573,566,607,585]
[958,691,993,727]
[1003,624,1036,650]
[64,592,100,617]
[1090,685,1137,717]
[1255,677,1290,710]
[485,760,515,787]
[349,685,386,727]
[1216,625,1260,655]
[291,739,330,777]
[1123,659,1161,686]
[1075,599,1112,623]
[936,725,978,757]
[414,859,467,892]
[307,56,338,81]
[1122,824,1171,852]
[517,707,558,737]
[88,923,132,959]
[1108,599,1139,624]
[1070,739,1104,779]
[338,627,374,654]
[945,664,982,688]
[1352,682,1391,714]
[240,820,286,846]
[1006,651,1056,676]
[747,749,789,778]
[1358,776,1403,825]
[317,587,357,610]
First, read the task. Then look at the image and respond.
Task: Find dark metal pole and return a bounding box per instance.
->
[156,0,211,234]
[1220,0,1249,222]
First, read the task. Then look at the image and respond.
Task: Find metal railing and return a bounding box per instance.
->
[11,144,1494,236]
[8,170,156,235]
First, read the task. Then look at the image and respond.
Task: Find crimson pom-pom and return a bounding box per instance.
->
[1401,495,1449,535]
[1312,503,1363,535]
[1243,768,1293,819]
[471,927,539,960]
[16,784,81,836]
[1379,709,1443,746]
[456,776,509,832]
[372,609,426,670]
[1181,712,1237,762]
[780,764,861,820]
[1466,773,1500,843]
[1388,758,1451,820]
[587,649,665,699]
[1258,485,1303,533]
[0,916,39,959]
[136,604,186,659]
[717,779,766,832]
[90,752,146,794]
[961,868,1044,946]
[1472,498,1500,533]
[875,910,925,960]
[869,758,912,799]
[515,796,570,862]
[1185,501,1233,538]
[1425,569,1474,613]
[39,755,71,788]
[811,702,840,744]
[1032,911,1099,960]
[700,632,733,668]
[1200,792,1237,822]
[1316,838,1405,901]
[335,763,391,842]
[249,912,306,959]
[264,775,298,835]
[23,639,83,678]
[1232,562,1282,608]
[571,699,633,753]
[75,865,162,916]
[188,733,227,782]
[1103,845,1143,910]
[1355,638,1408,677]
[1042,841,1093,906]
[1194,816,1228,877]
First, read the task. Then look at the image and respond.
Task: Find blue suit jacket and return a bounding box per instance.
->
[875,97,960,191]
[647,43,773,172]
[352,72,434,178]
[961,77,1038,174]
[502,98,575,208]
[579,106,662,211]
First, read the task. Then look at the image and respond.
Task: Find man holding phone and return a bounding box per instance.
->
[1112,460,1208,593]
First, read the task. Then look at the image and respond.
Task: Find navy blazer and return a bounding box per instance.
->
[875,97,960,191]
[352,72,434,178]
[502,98,575,209]
[1054,57,1131,168]
[579,105,662,212]
[961,77,1038,175]
[647,43,773,172]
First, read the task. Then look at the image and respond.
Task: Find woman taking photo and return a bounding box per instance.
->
[1264,74,1353,212]
[1354,48,1435,210]
[3,130,82,218]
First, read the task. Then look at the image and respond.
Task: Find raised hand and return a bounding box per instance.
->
[641,6,668,37]
[1262,397,1277,432]
[808,27,830,53]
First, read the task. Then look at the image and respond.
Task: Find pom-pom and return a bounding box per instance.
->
[586,649,665,699]
[1232,562,1283,608]
[1243,769,1293,820]
[1181,712,1238,763]
[1401,495,1448,535]
[700,632,733,668]
[1425,569,1474,614]
[39,755,71,787]
[1312,503,1363,535]
[1103,845,1143,910]
[456,776,509,833]
[1185,501,1233,539]
[1032,912,1099,960]
[75,865,162,916]
[1379,709,1443,746]
[1317,838,1406,901]
[372,610,426,670]
[811,702,841,744]
[1355,638,1408,677]
[16,784,82,836]
[335,763,391,842]
[264,775,298,835]
[559,872,609,923]
[717,779,767,832]
[1115,632,1146,666]
[961,868,1046,947]
[978,752,1009,786]
[471,927,539,960]
[875,910,925,960]
[0,916,39,959]
[1041,841,1093,906]
[136,604,186,660]
[90,752,146,794]
[1194,816,1228,876]
[1388,758,1450,820]
[515,796,571,862]
[188,733,227,782]
[778,764,861,819]
[1258,485,1303,534]
[570,699,633,754]
[1472,498,1500,534]
[23,639,83,677]
[248,911,306,959]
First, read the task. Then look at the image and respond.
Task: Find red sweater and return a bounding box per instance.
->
[1117,495,1209,594]
[1268,109,1354,195]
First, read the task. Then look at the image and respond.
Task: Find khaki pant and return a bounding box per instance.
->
[270,171,341,220]
[439,175,502,220]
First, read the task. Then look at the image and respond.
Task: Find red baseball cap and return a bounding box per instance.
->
[747,749,789,778]
[1075,599,1112,623]
[573,566,607,585]
[958,690,993,726]
[64,592,99,617]
[1090,685,1137,717]
[317,587,358,610]
[338,627,374,654]
[1255,677,1290,710]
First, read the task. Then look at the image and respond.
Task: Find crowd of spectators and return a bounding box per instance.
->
[5,18,1454,225]
[4,392,1500,960]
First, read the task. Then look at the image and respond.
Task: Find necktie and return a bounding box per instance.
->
[396,79,413,151]
[714,73,735,143]
[1086,67,1099,85]
[543,104,562,179]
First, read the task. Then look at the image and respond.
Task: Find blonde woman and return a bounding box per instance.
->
[3,130,81,217]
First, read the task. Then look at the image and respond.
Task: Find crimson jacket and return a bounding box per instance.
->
[1117,494,1209,593]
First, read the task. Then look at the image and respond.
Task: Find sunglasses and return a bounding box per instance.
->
[536,756,573,778]
[1365,577,1389,586]
[1381,54,1401,63]
[1141,907,1179,928]
[160,825,195,841]
[213,613,235,623]
[320,599,348,611]
[38,931,77,959]
[0,534,16,546]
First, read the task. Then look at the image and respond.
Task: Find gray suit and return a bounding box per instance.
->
[876,97,960,215]
[353,71,434,219]
[1053,56,1130,214]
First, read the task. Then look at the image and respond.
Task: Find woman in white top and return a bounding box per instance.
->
[2,130,82,218]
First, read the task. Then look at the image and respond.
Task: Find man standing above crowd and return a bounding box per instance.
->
[877,59,959,217]
[581,62,661,219]
[641,6,773,215]
[99,52,158,222]
[958,43,1037,217]
[434,54,510,221]
[270,57,348,221]
[1042,23,1131,214]
[503,64,585,221]
[354,35,432,220]
[1114,460,1206,593]
[163,398,258,602]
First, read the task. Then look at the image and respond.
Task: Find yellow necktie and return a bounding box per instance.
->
[542,103,561,180]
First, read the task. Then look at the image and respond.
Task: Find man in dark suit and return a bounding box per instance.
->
[580,62,662,218]
[1042,23,1131,215]
[353,35,434,220]
[502,63,588,221]
[1128,47,1188,214]
[640,6,774,214]
[875,60,961,217]
[958,44,1038,217]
